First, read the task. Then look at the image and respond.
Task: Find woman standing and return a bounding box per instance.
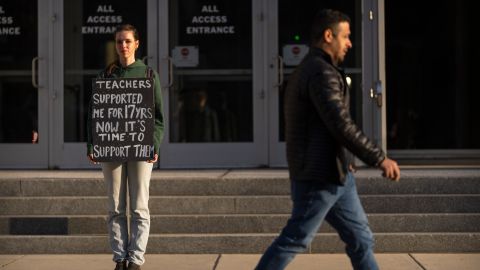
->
[87,24,164,270]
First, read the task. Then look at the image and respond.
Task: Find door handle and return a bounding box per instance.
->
[375,93,382,107]
[32,57,40,88]
[274,55,284,87]
[163,56,173,89]
[369,80,382,107]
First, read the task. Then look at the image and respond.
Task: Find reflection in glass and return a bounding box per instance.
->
[0,78,38,143]
[0,1,38,143]
[386,0,479,149]
[170,78,252,142]
[169,0,253,143]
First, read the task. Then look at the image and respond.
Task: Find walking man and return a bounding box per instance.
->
[255,9,400,270]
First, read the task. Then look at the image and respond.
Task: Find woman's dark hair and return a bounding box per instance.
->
[114,24,139,41]
[310,9,350,45]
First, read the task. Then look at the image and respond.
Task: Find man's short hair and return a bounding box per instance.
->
[310,9,351,45]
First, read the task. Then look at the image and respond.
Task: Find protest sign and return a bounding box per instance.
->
[91,78,154,161]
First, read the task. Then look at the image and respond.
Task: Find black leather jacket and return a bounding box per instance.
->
[284,47,385,184]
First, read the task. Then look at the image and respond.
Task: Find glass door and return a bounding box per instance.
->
[52,0,157,168]
[159,0,267,168]
[0,1,49,168]
[267,0,368,167]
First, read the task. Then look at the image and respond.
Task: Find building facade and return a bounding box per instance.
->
[0,0,478,168]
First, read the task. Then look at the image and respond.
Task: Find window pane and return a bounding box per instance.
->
[386,1,479,149]
[0,1,38,143]
[169,0,253,142]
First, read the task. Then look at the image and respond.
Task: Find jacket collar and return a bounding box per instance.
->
[311,46,345,73]
[311,47,334,65]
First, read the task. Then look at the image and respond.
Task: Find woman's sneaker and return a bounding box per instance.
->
[127,262,141,270]
[114,261,127,270]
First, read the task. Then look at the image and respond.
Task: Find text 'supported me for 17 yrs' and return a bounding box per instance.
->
[91,78,154,162]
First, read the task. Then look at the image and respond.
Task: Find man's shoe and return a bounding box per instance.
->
[114,261,127,270]
[127,262,141,270]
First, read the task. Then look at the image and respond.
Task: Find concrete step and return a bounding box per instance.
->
[2,214,479,235]
[1,169,479,196]
[1,233,479,254]
[1,195,479,215]
[1,169,478,254]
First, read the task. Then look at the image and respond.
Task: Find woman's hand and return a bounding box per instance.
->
[87,154,98,164]
[147,154,158,163]
[89,153,158,163]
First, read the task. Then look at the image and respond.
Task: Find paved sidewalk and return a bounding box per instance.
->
[1,254,479,270]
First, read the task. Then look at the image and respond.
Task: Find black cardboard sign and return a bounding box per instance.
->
[91,78,154,162]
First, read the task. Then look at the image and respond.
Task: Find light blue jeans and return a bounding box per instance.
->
[102,161,153,266]
[256,173,378,270]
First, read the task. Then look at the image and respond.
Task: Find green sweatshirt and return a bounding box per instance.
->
[86,59,164,157]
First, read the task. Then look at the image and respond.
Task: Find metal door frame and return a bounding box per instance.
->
[265,0,285,167]
[362,0,384,151]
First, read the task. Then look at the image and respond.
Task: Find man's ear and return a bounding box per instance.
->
[323,28,334,43]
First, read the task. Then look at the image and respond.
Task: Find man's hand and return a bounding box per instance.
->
[348,164,357,173]
[380,157,400,181]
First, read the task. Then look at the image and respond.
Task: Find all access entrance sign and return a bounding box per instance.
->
[91,78,154,162]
